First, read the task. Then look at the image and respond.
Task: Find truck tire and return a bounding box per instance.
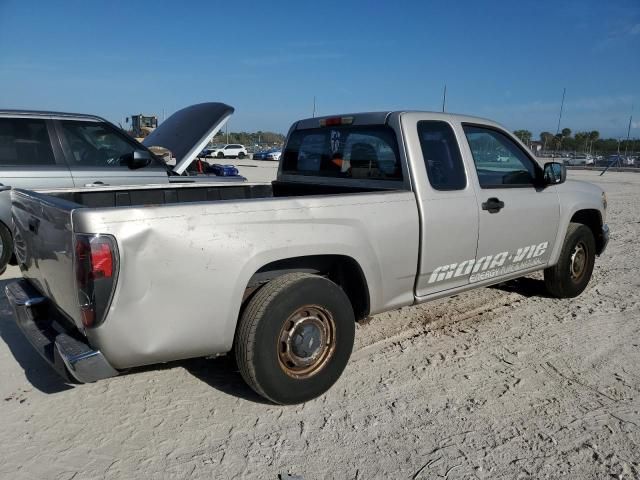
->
[235,272,355,404]
[0,222,12,275]
[544,222,596,298]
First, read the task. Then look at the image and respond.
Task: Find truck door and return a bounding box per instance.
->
[401,114,479,297]
[461,124,560,284]
[56,119,168,187]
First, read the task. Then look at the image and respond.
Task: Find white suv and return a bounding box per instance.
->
[211,144,247,159]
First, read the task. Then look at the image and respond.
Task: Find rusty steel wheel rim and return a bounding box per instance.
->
[277,305,336,379]
[569,241,587,281]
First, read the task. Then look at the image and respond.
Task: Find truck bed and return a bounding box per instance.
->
[11,180,419,369]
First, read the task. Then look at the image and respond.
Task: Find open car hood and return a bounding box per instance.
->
[142,102,233,175]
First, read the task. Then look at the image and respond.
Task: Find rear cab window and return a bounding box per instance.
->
[282,125,403,183]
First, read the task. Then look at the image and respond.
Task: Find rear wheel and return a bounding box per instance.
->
[544,223,596,298]
[0,223,12,275]
[238,152,245,159]
[235,273,355,404]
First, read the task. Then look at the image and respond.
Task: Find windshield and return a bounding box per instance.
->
[282,125,402,181]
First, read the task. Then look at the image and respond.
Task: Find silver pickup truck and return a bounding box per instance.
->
[6,110,609,404]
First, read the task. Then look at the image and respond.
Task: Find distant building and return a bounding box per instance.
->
[129,114,158,138]
[530,141,543,154]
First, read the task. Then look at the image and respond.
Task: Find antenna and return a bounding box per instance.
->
[555,87,566,135]
[312,96,316,118]
[624,104,633,160]
[442,84,447,113]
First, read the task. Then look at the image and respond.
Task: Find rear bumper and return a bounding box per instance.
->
[5,280,118,383]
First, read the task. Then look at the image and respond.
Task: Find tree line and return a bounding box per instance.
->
[211,130,285,147]
[513,128,637,155]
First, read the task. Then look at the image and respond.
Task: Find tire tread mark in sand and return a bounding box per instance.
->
[543,361,619,402]
[353,293,522,361]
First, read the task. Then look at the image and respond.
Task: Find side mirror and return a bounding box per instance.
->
[123,150,152,170]
[543,161,566,185]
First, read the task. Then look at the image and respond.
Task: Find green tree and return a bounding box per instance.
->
[588,131,599,153]
[554,133,564,149]
[574,131,589,152]
[540,131,555,150]
[513,129,532,145]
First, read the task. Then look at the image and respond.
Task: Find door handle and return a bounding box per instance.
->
[482,197,504,213]
[84,181,110,187]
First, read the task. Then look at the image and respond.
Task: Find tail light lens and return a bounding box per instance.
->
[74,234,119,329]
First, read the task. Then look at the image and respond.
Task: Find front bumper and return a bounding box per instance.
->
[6,280,118,383]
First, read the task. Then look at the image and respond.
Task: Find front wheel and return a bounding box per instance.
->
[235,273,355,404]
[544,223,596,298]
[217,152,224,159]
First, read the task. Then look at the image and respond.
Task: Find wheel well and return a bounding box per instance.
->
[245,255,370,320]
[570,209,605,254]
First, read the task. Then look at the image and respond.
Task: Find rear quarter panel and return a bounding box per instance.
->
[76,191,419,368]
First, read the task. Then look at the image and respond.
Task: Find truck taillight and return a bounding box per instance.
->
[74,234,118,329]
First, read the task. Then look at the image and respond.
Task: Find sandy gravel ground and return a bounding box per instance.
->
[1,171,639,479]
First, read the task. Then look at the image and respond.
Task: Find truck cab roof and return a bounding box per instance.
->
[294,111,501,130]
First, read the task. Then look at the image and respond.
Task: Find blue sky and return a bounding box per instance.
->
[1,0,639,138]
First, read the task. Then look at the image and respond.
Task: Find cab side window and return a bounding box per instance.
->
[417,121,466,190]
[0,118,56,166]
[463,125,538,188]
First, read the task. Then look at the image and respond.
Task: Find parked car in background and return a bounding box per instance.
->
[252,150,270,160]
[568,154,588,166]
[0,103,244,273]
[199,148,215,158]
[265,149,282,161]
[253,149,282,161]
[210,144,247,159]
[605,154,625,167]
